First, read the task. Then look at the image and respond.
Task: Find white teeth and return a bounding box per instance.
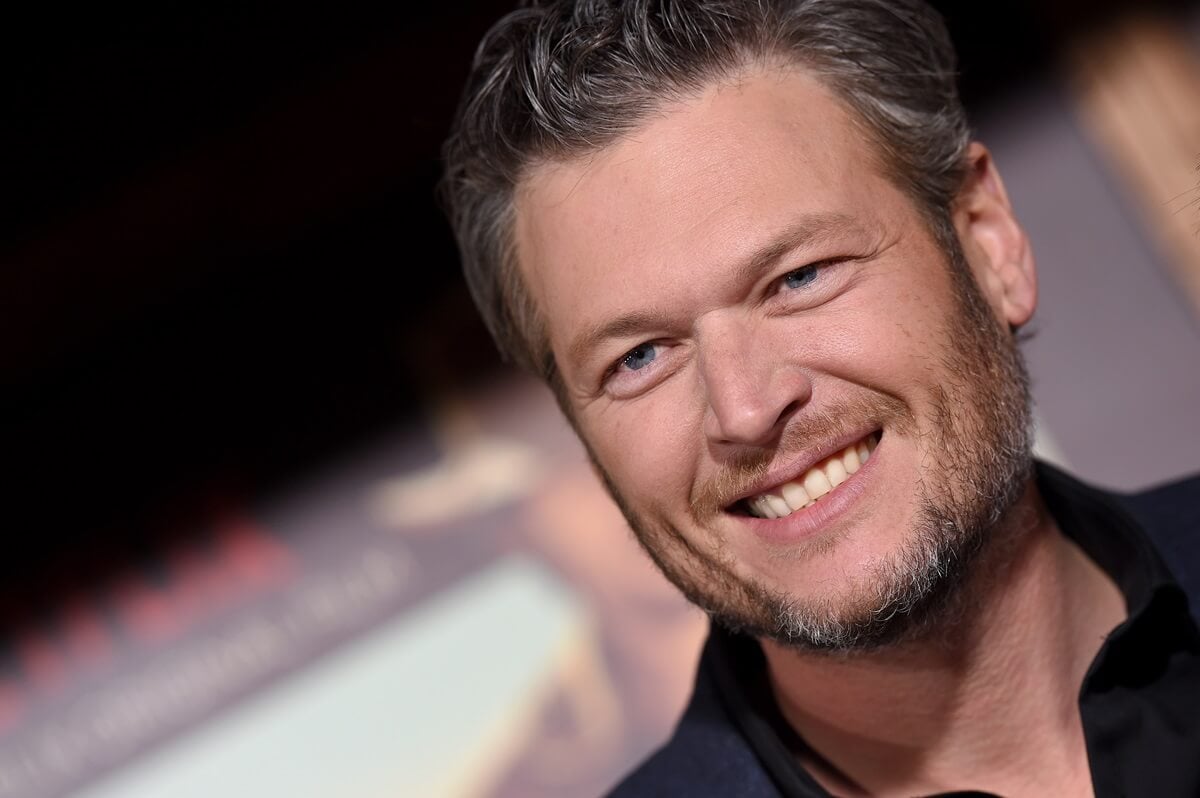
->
[803,468,832,501]
[745,432,879,519]
[765,495,791,518]
[781,482,810,512]
[753,496,777,519]
[826,457,848,487]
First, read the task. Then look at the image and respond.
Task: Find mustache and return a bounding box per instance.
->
[690,393,913,520]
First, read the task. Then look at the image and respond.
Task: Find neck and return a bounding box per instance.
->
[760,480,1127,797]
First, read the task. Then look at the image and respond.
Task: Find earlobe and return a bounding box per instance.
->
[955,142,1038,328]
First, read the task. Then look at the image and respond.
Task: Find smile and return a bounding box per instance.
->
[742,431,880,519]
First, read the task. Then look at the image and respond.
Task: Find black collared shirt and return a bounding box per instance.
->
[703,464,1200,797]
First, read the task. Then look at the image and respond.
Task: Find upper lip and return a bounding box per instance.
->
[724,426,879,509]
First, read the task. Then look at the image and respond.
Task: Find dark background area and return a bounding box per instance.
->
[3,0,1192,611]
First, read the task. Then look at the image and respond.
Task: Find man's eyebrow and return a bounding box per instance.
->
[731,210,862,286]
[568,310,670,370]
[567,211,863,368]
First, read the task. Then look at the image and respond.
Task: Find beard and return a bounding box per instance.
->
[589,234,1034,653]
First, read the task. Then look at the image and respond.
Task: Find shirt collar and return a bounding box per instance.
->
[1035,461,1182,618]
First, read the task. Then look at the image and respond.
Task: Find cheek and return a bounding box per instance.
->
[777,267,952,393]
[582,384,703,510]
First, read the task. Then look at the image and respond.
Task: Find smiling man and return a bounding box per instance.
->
[440,1,1200,796]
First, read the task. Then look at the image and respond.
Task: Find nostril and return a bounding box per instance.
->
[777,399,805,425]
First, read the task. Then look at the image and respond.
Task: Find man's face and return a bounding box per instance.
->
[514,66,1034,650]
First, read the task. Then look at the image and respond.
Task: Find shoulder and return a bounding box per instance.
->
[607,654,782,798]
[1118,472,1200,531]
[1117,471,1200,609]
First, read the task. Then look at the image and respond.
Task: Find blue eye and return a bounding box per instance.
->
[621,343,658,371]
[783,264,819,289]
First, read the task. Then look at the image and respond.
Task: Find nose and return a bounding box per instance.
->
[699,318,812,448]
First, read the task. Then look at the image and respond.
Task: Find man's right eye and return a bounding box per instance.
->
[602,340,682,399]
[619,343,659,372]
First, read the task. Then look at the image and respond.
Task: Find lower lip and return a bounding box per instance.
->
[737,434,883,545]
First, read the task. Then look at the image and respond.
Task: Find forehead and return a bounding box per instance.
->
[513,66,895,368]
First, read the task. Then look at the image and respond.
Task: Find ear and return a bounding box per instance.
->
[953,142,1037,328]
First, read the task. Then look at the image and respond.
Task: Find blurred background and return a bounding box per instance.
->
[3,1,1199,796]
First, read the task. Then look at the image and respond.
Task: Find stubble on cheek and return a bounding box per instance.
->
[583,433,765,613]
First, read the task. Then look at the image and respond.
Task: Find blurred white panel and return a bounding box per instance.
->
[77,556,586,798]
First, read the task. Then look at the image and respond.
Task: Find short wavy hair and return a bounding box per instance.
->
[440,0,970,380]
